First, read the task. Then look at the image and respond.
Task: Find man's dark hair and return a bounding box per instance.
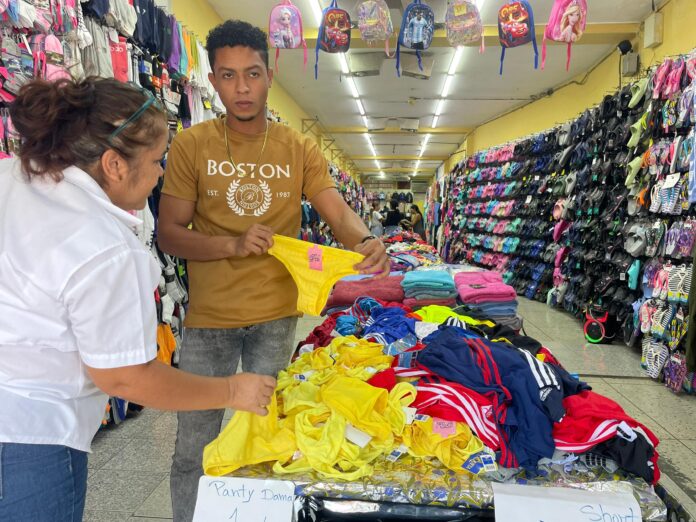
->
[390,199,399,210]
[206,20,269,70]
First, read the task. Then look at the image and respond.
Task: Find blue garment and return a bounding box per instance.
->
[335,315,359,336]
[419,327,555,470]
[402,271,455,290]
[0,443,87,521]
[363,307,416,345]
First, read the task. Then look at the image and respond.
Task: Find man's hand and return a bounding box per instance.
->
[226,373,277,416]
[354,238,391,279]
[232,224,274,257]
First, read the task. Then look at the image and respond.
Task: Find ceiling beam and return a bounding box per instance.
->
[361,167,436,173]
[352,155,445,161]
[326,126,470,135]
[305,23,639,49]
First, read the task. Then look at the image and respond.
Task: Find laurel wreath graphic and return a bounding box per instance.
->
[254,181,272,217]
[226,180,244,216]
[226,180,273,217]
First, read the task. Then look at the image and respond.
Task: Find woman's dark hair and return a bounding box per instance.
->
[389,199,399,210]
[10,77,167,182]
[207,20,269,70]
[411,204,423,216]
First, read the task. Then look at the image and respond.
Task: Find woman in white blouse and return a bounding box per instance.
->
[0,78,275,521]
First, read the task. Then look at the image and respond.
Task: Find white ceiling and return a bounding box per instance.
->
[207,0,657,180]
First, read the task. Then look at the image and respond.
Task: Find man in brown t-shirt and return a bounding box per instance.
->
[157,20,389,522]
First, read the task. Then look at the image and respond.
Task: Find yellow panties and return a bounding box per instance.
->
[202,394,296,476]
[268,235,365,315]
[402,416,485,473]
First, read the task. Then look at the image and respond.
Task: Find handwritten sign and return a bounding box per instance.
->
[493,483,642,522]
[193,476,295,522]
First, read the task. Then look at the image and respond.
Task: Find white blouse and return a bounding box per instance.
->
[0,159,159,452]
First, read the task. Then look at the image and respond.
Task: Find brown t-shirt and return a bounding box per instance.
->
[162,118,335,328]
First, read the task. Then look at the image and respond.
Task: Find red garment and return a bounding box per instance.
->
[295,315,338,352]
[327,276,405,307]
[553,391,660,484]
[537,347,562,368]
[109,35,129,82]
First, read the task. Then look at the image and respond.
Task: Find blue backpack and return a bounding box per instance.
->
[314,0,351,79]
[396,0,434,77]
[498,1,538,75]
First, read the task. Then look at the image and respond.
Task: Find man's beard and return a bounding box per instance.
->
[232,110,261,123]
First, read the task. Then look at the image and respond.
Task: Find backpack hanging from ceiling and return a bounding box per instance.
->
[268,0,307,73]
[445,0,484,52]
[357,0,394,57]
[541,0,587,71]
[315,0,351,79]
[498,1,538,75]
[396,0,434,77]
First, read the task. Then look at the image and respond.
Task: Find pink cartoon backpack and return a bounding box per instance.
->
[268,0,307,72]
[541,0,587,71]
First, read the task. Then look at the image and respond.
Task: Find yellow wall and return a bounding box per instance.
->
[171,0,358,179]
[461,0,696,157]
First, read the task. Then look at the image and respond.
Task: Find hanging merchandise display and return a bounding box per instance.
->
[436,48,696,395]
[314,0,351,79]
[357,0,394,57]
[444,0,484,52]
[396,0,434,76]
[268,0,308,72]
[541,0,588,71]
[498,1,538,75]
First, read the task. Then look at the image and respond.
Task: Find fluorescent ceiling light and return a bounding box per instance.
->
[432,115,439,128]
[419,134,431,158]
[448,46,464,75]
[441,75,454,98]
[435,99,445,116]
[355,99,365,116]
[374,160,382,169]
[379,171,385,178]
[369,142,377,156]
[363,132,372,142]
[347,77,359,98]
[338,53,350,75]
[362,115,369,127]
[415,160,421,170]
[311,0,324,26]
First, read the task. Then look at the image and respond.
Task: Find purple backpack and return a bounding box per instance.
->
[268,0,307,72]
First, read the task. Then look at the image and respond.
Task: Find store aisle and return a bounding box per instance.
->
[82,307,696,521]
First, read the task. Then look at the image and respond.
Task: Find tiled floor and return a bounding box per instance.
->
[83,303,696,521]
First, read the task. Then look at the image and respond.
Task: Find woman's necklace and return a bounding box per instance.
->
[223,116,269,178]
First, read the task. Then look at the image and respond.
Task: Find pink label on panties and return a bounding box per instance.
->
[308,245,324,271]
[432,418,456,437]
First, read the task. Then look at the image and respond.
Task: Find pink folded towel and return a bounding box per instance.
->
[454,271,503,287]
[457,282,516,304]
[327,276,405,307]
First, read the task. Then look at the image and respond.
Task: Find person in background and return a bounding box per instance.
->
[370,200,384,237]
[156,20,391,522]
[383,199,403,232]
[0,78,275,522]
[401,203,426,239]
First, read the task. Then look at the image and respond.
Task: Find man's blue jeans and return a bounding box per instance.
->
[0,442,88,521]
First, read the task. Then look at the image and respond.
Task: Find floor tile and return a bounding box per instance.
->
[89,435,132,470]
[681,439,696,453]
[608,383,696,440]
[85,469,167,513]
[101,437,175,473]
[83,511,131,522]
[128,518,172,521]
[652,440,696,502]
[95,408,165,439]
[134,476,173,519]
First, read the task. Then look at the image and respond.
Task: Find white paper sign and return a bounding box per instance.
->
[193,476,295,522]
[493,483,642,522]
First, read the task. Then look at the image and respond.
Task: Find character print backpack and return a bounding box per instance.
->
[396,0,434,77]
[498,1,538,75]
[541,0,587,70]
[445,0,484,52]
[357,0,394,56]
[268,0,307,73]
[314,0,351,79]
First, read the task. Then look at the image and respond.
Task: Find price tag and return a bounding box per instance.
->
[534,175,540,181]
[492,483,641,522]
[663,173,681,189]
[193,476,295,522]
[620,272,627,281]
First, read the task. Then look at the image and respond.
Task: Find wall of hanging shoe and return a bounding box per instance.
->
[436,49,696,392]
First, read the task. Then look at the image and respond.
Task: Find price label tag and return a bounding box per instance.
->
[663,173,681,189]
[492,483,641,522]
[525,195,533,204]
[620,272,627,281]
[534,175,540,181]
[193,476,295,522]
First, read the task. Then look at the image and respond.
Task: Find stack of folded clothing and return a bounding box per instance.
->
[401,270,458,309]
[454,271,522,330]
[325,275,405,312]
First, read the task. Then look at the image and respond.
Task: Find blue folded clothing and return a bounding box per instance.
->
[402,271,456,290]
[405,289,459,300]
